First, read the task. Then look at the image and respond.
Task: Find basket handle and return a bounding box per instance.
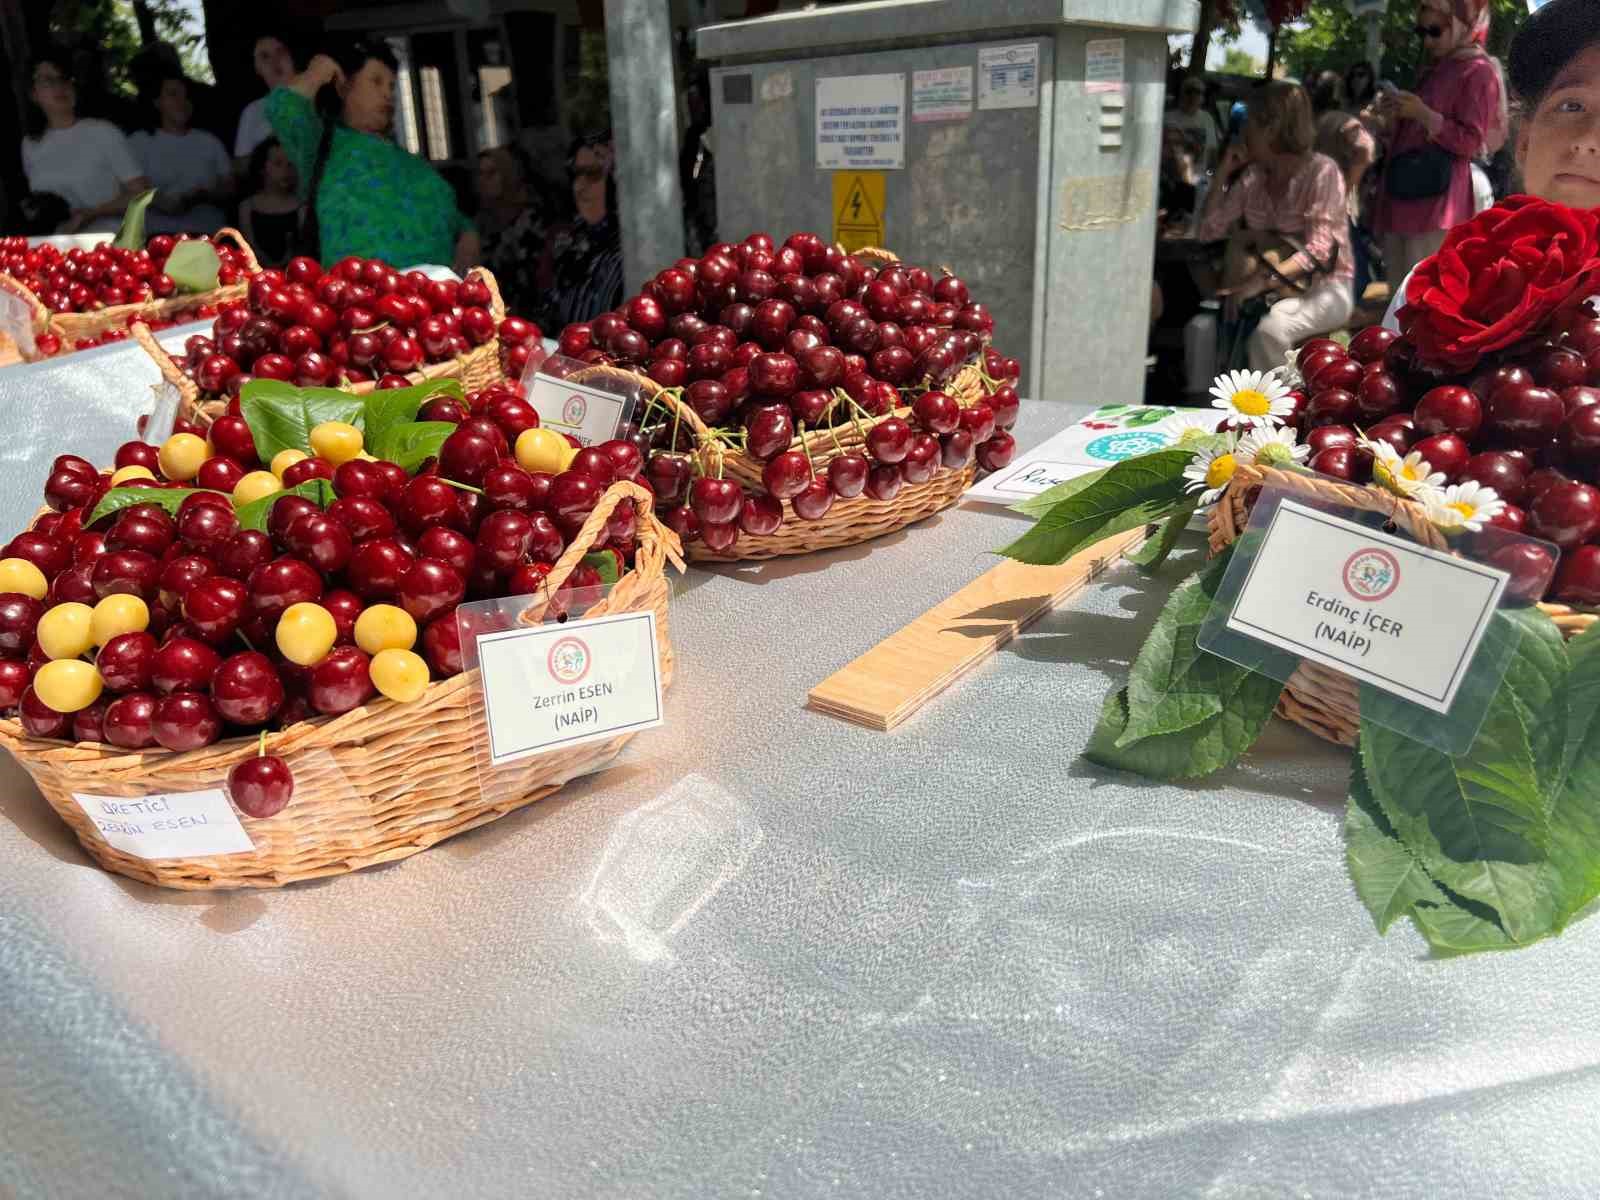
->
[213,225,261,274]
[131,320,205,422]
[521,480,683,623]
[568,364,713,445]
[0,271,51,333]
[847,245,900,267]
[470,266,507,320]
[1240,464,1450,551]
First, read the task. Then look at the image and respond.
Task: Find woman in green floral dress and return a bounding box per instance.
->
[268,40,479,273]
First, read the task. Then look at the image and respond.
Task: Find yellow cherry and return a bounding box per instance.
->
[309,421,364,465]
[0,557,48,600]
[90,594,150,645]
[275,602,337,666]
[32,659,103,713]
[270,448,308,479]
[36,602,95,659]
[353,603,417,655]
[515,427,569,474]
[158,432,209,482]
[110,464,156,485]
[370,648,429,702]
[233,470,283,505]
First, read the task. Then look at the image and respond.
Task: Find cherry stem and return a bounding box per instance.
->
[257,729,267,759]
[435,477,485,495]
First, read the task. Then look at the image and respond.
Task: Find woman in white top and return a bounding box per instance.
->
[21,51,150,234]
[234,34,297,169]
[132,73,234,235]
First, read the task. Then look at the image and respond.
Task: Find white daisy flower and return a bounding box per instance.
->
[1426,481,1506,533]
[1163,410,1222,447]
[1236,425,1309,468]
[1365,439,1447,498]
[1208,368,1294,428]
[1182,440,1239,506]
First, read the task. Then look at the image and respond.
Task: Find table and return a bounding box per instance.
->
[2,394,1599,1199]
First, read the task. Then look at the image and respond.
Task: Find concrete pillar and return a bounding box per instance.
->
[605,0,686,293]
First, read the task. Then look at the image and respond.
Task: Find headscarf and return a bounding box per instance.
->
[1420,0,1509,156]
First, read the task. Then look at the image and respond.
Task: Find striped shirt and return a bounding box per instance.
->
[1197,152,1355,287]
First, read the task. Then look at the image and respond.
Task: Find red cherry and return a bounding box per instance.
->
[151,691,222,751]
[396,557,465,624]
[19,686,71,739]
[976,432,1017,472]
[791,478,835,520]
[421,616,464,676]
[1554,545,1600,605]
[96,632,158,693]
[101,690,157,747]
[1461,452,1530,504]
[1488,381,1566,446]
[308,645,374,715]
[1532,480,1600,548]
[347,538,414,600]
[247,556,324,619]
[229,754,295,818]
[689,477,742,526]
[211,650,287,726]
[1347,326,1398,365]
[182,577,247,644]
[1414,386,1482,439]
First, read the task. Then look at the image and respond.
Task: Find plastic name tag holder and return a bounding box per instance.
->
[457,582,667,809]
[0,288,37,357]
[1196,484,1559,756]
[522,354,642,448]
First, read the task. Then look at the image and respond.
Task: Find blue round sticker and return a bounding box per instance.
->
[1084,431,1170,462]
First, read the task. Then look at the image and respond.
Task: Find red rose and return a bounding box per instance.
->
[1398,195,1600,373]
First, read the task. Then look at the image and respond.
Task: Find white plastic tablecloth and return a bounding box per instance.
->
[1,383,1598,1198]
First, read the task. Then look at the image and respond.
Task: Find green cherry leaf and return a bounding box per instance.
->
[362,379,464,455]
[233,479,335,533]
[997,448,1196,567]
[85,484,215,526]
[239,379,365,464]
[164,240,221,293]
[111,188,157,251]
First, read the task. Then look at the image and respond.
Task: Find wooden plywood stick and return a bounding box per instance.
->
[807,526,1149,730]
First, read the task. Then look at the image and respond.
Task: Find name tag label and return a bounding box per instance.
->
[475,609,664,767]
[71,788,254,860]
[1220,500,1507,715]
[526,363,637,448]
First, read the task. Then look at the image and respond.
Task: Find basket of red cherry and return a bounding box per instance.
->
[556,233,1022,562]
[0,229,257,360]
[131,255,531,429]
[1208,321,1600,746]
[0,376,681,888]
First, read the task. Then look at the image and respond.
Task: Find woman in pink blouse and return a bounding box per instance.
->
[1196,81,1354,372]
[1371,0,1507,287]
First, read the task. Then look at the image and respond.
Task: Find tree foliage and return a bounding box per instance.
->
[1220,47,1265,78]
[1279,0,1531,89]
[40,0,211,95]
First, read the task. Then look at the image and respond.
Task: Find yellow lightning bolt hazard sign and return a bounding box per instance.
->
[832,172,885,254]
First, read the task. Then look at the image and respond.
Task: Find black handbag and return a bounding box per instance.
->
[1386,143,1455,200]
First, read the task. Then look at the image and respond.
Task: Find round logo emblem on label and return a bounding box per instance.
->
[1084,431,1170,462]
[562,393,588,426]
[547,636,592,685]
[1342,548,1401,602]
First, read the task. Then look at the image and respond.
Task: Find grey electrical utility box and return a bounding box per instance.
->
[697,0,1199,405]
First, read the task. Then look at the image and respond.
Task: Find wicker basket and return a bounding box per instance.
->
[0,481,683,889]
[1207,462,1597,747]
[133,267,508,429]
[0,228,260,362]
[571,240,998,562]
